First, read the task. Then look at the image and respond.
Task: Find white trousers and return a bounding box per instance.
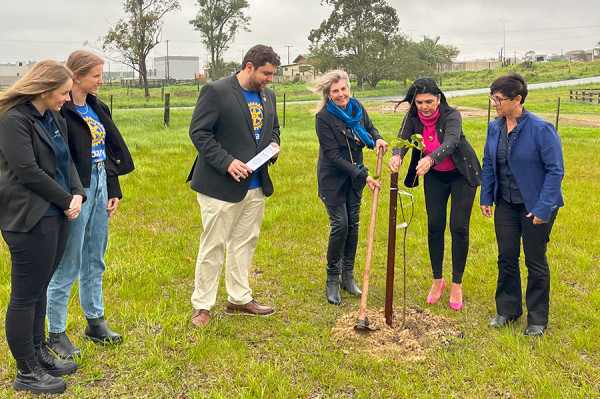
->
[191,188,265,310]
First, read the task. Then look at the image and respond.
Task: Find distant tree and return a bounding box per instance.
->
[595,41,600,58]
[189,0,250,80]
[308,0,400,87]
[102,0,180,97]
[565,49,588,62]
[416,36,460,71]
[548,53,564,62]
[523,50,536,68]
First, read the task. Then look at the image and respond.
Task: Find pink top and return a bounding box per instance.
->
[419,108,456,171]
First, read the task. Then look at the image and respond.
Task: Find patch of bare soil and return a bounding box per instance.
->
[331,305,463,361]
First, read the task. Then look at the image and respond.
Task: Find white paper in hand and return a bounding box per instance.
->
[246,145,280,171]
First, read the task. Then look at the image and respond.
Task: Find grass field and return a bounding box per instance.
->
[0,86,599,398]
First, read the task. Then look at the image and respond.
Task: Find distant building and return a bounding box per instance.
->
[147,56,199,81]
[0,61,37,86]
[277,55,317,82]
[535,55,549,62]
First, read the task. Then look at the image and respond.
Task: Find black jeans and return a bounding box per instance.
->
[423,169,477,284]
[2,215,69,360]
[324,188,362,275]
[494,199,558,325]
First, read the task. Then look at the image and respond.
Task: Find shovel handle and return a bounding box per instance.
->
[357,148,384,320]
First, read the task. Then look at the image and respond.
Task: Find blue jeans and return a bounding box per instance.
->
[46,163,109,333]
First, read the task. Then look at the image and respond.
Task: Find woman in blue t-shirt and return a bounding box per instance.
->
[45,51,134,359]
[0,61,85,395]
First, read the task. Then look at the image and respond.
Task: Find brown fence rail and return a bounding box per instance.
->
[569,89,600,105]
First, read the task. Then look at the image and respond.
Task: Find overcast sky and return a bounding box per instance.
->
[1,0,599,70]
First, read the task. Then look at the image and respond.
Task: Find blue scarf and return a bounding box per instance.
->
[327,98,375,149]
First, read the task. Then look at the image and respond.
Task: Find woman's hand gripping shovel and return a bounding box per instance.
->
[354,147,384,331]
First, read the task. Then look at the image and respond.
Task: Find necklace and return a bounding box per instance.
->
[76,102,89,115]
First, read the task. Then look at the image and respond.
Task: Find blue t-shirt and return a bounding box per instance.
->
[75,103,106,163]
[26,102,71,216]
[241,88,263,190]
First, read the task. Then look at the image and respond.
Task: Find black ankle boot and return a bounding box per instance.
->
[36,342,77,377]
[326,274,341,305]
[47,332,81,360]
[14,356,66,394]
[341,270,362,296]
[84,316,123,346]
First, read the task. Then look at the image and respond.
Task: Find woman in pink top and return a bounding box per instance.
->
[388,77,481,310]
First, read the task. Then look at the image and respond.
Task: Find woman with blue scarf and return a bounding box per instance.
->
[314,70,388,305]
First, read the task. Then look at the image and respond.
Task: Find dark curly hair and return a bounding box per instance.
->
[401,77,448,116]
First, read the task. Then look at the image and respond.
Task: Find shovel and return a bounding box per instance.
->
[354,148,384,332]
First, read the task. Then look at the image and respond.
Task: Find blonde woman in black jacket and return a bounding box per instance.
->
[0,61,85,395]
[46,51,134,360]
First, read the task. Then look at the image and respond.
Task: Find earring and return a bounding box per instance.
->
[76,81,81,84]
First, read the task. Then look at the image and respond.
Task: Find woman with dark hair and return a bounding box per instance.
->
[481,72,564,336]
[45,50,134,359]
[0,60,84,394]
[314,70,388,305]
[388,77,481,310]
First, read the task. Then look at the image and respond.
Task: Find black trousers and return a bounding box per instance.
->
[494,199,558,325]
[324,188,362,275]
[2,215,69,360]
[423,169,477,284]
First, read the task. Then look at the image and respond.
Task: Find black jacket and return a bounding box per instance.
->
[393,105,481,188]
[315,102,383,206]
[0,104,85,232]
[61,94,134,199]
[187,74,280,203]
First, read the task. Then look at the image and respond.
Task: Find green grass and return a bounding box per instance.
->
[97,60,600,109]
[0,86,599,398]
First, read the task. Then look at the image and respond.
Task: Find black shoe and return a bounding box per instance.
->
[326,274,341,305]
[47,332,81,360]
[341,270,362,296]
[84,316,123,346]
[36,342,77,377]
[524,324,546,337]
[489,315,509,328]
[13,357,66,395]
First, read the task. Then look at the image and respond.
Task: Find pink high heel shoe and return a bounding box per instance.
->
[427,279,446,304]
[449,283,463,310]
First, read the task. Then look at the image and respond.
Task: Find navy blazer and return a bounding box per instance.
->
[480,109,564,222]
[187,74,280,203]
[0,104,85,232]
[315,101,382,207]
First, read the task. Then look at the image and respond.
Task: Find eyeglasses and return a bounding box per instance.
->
[489,95,511,106]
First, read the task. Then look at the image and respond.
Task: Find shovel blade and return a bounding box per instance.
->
[354,316,379,331]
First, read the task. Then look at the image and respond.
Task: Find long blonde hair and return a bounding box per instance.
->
[0,60,73,117]
[66,50,104,78]
[312,69,351,112]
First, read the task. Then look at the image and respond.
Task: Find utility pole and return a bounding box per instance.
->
[165,40,170,80]
[407,29,415,41]
[500,20,508,65]
[285,45,292,64]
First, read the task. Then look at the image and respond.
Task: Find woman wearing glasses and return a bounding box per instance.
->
[480,72,564,336]
[388,77,481,310]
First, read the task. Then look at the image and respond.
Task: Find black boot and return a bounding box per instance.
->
[326,274,341,305]
[36,342,77,377]
[341,270,362,296]
[47,332,81,360]
[84,316,123,346]
[13,356,66,395]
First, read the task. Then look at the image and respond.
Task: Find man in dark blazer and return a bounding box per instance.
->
[187,44,281,327]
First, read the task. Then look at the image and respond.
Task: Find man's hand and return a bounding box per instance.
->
[270,142,280,159]
[228,159,253,182]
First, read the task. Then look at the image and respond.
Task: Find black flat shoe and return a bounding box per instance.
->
[47,332,81,360]
[84,316,123,346]
[489,315,509,328]
[524,324,546,337]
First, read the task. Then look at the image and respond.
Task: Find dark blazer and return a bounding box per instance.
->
[315,101,383,207]
[61,94,134,199]
[0,104,85,232]
[393,105,481,188]
[480,109,564,222]
[187,74,280,203]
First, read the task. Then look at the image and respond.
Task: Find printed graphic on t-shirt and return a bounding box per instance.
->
[76,104,107,163]
[248,100,263,142]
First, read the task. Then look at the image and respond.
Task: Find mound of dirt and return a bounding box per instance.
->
[331,305,463,361]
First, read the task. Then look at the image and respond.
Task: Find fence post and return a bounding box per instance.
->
[110,95,113,116]
[555,97,561,132]
[283,93,286,129]
[161,85,164,102]
[164,93,170,127]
